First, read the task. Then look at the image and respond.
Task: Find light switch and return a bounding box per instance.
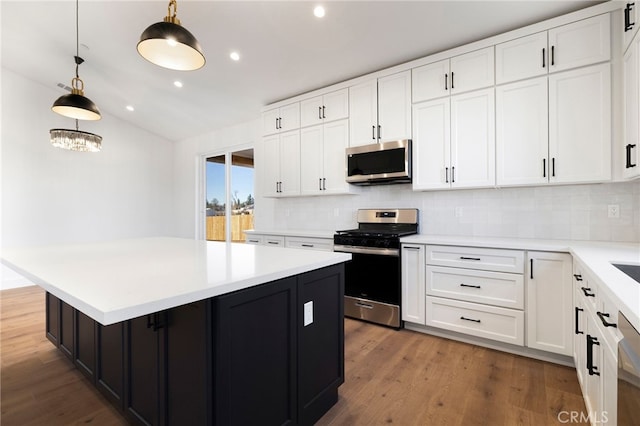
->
[304,301,313,326]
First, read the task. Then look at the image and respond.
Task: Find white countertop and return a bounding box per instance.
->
[401,234,640,332]
[1,237,351,325]
[245,229,336,239]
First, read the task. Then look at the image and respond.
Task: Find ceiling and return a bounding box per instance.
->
[2,0,606,142]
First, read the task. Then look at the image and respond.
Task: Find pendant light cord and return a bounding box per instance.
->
[75,0,79,78]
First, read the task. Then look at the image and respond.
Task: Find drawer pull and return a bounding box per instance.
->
[268,241,280,245]
[248,239,260,243]
[301,244,314,248]
[581,287,595,297]
[460,283,481,289]
[355,302,374,309]
[596,312,617,328]
[573,274,583,281]
[460,316,481,323]
[460,256,481,261]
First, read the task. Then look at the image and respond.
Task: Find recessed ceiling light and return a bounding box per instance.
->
[174,80,183,88]
[313,5,325,18]
[230,51,240,61]
[126,105,135,112]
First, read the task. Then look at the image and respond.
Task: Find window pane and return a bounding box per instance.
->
[231,150,254,242]
[206,155,226,242]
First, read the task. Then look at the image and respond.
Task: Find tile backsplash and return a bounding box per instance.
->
[258,180,640,242]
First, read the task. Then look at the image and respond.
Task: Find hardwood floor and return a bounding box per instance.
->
[1,286,587,425]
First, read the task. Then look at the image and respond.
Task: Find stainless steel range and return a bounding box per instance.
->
[334,209,419,328]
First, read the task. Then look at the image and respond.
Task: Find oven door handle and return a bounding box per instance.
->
[334,245,399,256]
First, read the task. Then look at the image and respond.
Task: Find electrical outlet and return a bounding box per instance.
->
[608,204,620,219]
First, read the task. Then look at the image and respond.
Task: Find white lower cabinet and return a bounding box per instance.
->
[245,233,333,252]
[401,244,426,324]
[526,251,573,356]
[573,261,620,426]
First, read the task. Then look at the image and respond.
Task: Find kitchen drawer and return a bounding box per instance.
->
[285,236,333,252]
[425,245,524,274]
[426,266,524,310]
[245,235,264,245]
[263,235,285,247]
[425,296,524,346]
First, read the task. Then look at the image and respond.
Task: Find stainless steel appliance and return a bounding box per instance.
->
[618,312,640,425]
[334,208,418,328]
[345,139,411,185]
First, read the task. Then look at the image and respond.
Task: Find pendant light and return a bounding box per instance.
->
[137,0,205,71]
[51,0,101,121]
[50,120,102,152]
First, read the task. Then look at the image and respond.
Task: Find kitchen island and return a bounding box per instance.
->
[2,237,351,425]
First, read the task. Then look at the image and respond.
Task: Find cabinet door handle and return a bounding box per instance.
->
[318,106,322,120]
[451,72,455,89]
[372,125,376,140]
[626,144,637,168]
[275,118,279,130]
[445,167,449,183]
[596,311,617,328]
[575,307,584,335]
[530,259,534,279]
[625,3,636,32]
[581,287,595,297]
[551,46,555,66]
[543,158,546,178]
[445,73,448,90]
[586,335,600,376]
[460,316,480,323]
[574,274,583,281]
[322,105,326,119]
[460,283,481,289]
[542,48,546,68]
[319,178,322,190]
[460,256,481,261]
[451,166,455,183]
[551,157,555,177]
[323,177,326,190]
[378,125,381,140]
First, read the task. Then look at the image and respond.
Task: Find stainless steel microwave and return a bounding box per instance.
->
[345,139,411,185]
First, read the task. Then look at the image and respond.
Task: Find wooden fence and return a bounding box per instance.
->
[206,214,254,242]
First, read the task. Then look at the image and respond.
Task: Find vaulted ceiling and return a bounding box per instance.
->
[1,1,605,142]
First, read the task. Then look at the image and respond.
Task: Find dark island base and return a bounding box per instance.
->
[45,263,345,426]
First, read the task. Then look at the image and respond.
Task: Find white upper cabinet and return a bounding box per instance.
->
[349,71,411,147]
[495,32,548,84]
[262,102,300,136]
[300,119,350,195]
[623,32,640,179]
[412,47,494,103]
[412,87,495,190]
[300,88,349,128]
[496,14,610,85]
[549,63,611,184]
[623,2,639,52]
[262,130,301,197]
[547,14,610,73]
[496,77,549,186]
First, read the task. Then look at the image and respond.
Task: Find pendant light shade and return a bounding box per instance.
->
[137,0,205,71]
[52,72,101,121]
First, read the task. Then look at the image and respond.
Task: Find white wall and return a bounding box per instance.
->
[1,68,175,288]
[259,180,640,242]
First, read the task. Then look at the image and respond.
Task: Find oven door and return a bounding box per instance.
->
[618,312,640,425]
[335,248,401,328]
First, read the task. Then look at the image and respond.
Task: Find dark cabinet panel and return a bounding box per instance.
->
[125,314,164,426]
[45,292,59,345]
[59,301,74,360]
[298,265,345,425]
[96,322,125,409]
[166,301,211,425]
[215,277,298,426]
[74,310,96,382]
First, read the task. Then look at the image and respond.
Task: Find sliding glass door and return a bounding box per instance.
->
[205,149,254,242]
